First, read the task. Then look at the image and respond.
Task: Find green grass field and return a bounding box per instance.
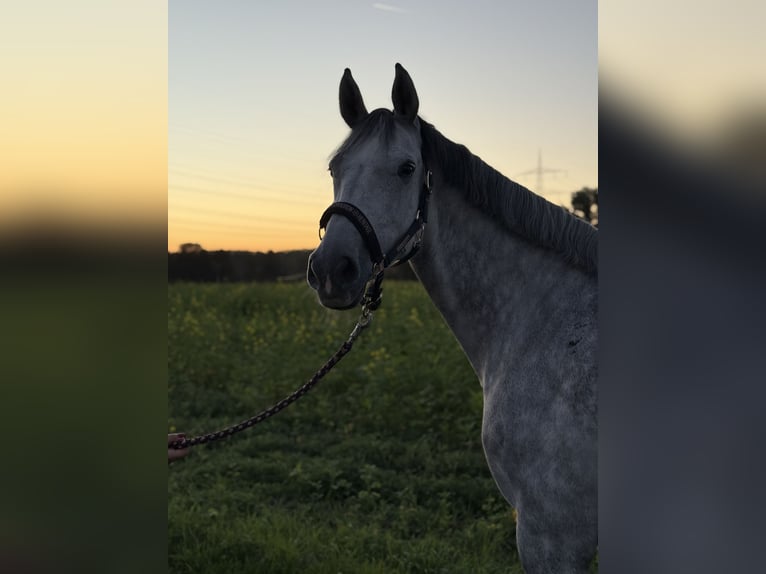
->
[168,282,522,573]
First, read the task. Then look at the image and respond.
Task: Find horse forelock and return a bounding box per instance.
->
[329,109,399,173]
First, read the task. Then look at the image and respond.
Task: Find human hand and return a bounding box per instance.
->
[168,433,190,463]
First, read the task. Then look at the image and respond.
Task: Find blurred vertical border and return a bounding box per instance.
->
[600,1,766,573]
[0,2,167,573]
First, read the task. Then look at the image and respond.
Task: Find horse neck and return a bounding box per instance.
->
[409,171,596,380]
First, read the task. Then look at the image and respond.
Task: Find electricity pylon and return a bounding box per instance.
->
[516,149,567,194]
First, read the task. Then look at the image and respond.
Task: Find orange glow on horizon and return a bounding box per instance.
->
[1,2,167,232]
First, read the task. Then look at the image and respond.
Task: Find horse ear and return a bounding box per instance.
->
[339,68,368,129]
[392,63,419,122]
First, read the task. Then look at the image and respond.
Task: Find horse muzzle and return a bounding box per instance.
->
[307,242,368,310]
[309,172,431,310]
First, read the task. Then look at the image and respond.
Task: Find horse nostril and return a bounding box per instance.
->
[307,258,320,289]
[335,256,359,286]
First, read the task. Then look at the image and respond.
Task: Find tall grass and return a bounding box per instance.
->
[168,282,522,573]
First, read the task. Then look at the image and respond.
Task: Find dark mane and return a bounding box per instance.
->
[331,110,598,274]
[420,119,598,274]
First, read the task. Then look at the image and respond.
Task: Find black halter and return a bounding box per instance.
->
[318,169,433,310]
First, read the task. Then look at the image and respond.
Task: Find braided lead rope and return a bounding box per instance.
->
[169,301,377,451]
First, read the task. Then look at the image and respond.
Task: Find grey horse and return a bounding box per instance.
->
[307,64,597,574]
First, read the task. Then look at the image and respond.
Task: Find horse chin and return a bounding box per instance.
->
[324,298,360,311]
[313,284,364,311]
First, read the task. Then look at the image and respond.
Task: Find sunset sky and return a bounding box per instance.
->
[169,1,597,252]
[1,1,167,225]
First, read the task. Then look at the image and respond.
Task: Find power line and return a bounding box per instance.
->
[169,166,326,199]
[168,184,326,207]
[169,221,311,238]
[169,217,313,234]
[168,125,320,167]
[168,204,312,227]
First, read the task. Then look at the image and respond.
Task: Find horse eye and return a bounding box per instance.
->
[398,162,416,177]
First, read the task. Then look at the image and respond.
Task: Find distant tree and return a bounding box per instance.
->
[570,187,598,227]
[180,243,204,254]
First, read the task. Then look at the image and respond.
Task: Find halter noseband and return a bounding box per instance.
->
[318,168,433,310]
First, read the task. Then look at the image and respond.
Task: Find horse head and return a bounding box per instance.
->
[307,64,429,309]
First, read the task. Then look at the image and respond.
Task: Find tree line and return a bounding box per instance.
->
[169,188,597,282]
[168,246,417,283]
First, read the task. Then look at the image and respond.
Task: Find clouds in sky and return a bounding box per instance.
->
[372,3,409,14]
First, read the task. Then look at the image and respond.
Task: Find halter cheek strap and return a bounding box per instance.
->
[386,168,432,268]
[318,169,433,310]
